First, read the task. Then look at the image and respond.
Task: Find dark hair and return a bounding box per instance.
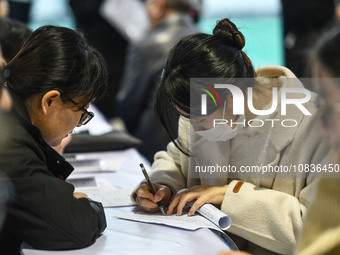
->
[0,17,32,62]
[5,25,108,106]
[154,18,254,154]
[165,0,194,13]
[313,24,340,77]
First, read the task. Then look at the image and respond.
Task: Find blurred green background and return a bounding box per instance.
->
[27,0,284,68]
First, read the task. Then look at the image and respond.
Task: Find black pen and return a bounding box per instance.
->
[139,163,166,215]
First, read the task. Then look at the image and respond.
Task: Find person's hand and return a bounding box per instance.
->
[73,192,88,199]
[53,134,72,155]
[219,251,251,255]
[167,185,228,216]
[136,181,171,213]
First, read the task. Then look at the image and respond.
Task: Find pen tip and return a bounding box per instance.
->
[160,206,166,215]
[139,163,144,168]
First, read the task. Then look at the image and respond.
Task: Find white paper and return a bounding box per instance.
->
[188,202,232,230]
[112,208,230,232]
[100,0,149,43]
[72,178,134,207]
[66,154,124,173]
[177,189,232,230]
[67,175,97,188]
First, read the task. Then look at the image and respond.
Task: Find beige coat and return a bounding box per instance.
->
[137,66,331,254]
[295,178,340,255]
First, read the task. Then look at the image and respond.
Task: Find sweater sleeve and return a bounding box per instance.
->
[148,116,190,192]
[221,179,318,254]
[130,117,190,202]
[130,141,188,202]
[148,143,187,193]
[221,133,331,255]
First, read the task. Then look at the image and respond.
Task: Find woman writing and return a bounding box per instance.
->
[134,19,331,254]
[0,26,108,254]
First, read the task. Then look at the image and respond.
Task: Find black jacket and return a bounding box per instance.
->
[0,90,107,254]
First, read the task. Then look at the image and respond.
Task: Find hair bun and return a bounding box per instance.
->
[213,18,245,50]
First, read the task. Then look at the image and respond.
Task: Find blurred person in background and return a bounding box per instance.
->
[0,43,12,232]
[116,0,199,161]
[0,17,32,63]
[219,23,340,255]
[8,0,32,24]
[69,0,129,121]
[0,26,107,254]
[294,23,340,255]
[0,18,31,234]
[281,0,336,77]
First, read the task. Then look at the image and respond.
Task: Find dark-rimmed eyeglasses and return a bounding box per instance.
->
[68,98,94,126]
[79,107,94,125]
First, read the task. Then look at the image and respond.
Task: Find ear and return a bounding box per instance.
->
[41,90,61,115]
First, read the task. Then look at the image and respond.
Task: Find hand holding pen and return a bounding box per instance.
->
[136,164,171,215]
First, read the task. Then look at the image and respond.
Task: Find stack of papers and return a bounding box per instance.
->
[67,176,134,207]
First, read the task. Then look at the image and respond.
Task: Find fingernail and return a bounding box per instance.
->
[188,212,193,216]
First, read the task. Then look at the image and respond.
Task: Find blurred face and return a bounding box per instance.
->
[146,0,166,29]
[0,46,11,111]
[27,91,92,147]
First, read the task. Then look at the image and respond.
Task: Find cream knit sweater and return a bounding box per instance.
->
[134,66,332,255]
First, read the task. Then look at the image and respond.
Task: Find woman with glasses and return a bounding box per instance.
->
[133,18,332,255]
[0,25,108,254]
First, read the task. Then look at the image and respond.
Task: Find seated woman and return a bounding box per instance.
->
[133,18,331,254]
[0,25,108,254]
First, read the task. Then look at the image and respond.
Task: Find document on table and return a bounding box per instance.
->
[113,204,231,232]
[68,176,134,207]
[82,185,134,208]
[66,156,124,173]
[187,201,231,230]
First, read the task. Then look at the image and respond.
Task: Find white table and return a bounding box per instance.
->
[21,148,237,255]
